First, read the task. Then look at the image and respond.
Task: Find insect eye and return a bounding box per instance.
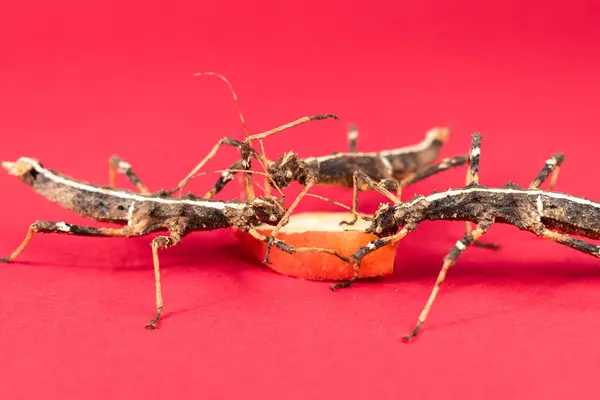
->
[285,170,293,178]
[269,215,278,222]
[375,226,383,234]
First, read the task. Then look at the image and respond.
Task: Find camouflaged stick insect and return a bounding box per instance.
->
[0,119,351,330]
[335,132,600,341]
[178,123,500,252]
[190,124,461,202]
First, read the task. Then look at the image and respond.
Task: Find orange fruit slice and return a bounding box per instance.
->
[232,212,398,281]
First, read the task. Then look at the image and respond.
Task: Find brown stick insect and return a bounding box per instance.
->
[333,131,600,341]
[180,122,464,204]
[0,115,349,330]
[176,121,503,258]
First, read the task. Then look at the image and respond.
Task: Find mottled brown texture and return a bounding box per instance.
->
[303,154,394,187]
[365,184,600,242]
[333,132,595,340]
[32,169,133,223]
[529,152,564,190]
[203,127,462,200]
[402,155,468,186]
[3,155,346,329]
[177,114,339,199]
[109,155,150,194]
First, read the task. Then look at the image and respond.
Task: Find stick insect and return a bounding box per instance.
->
[0,117,349,330]
[335,131,600,340]
[180,123,464,202]
[176,123,502,254]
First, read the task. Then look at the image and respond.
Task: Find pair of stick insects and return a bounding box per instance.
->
[0,115,481,331]
[1,114,352,329]
[1,70,477,331]
[4,70,546,338]
[342,132,600,341]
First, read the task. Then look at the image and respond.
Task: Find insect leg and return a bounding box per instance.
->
[177,137,242,192]
[330,224,415,290]
[348,123,358,152]
[541,229,600,258]
[400,155,469,187]
[146,231,184,330]
[464,133,499,250]
[204,114,337,201]
[262,182,315,262]
[179,114,338,199]
[339,170,401,226]
[0,222,131,263]
[403,220,493,341]
[246,114,339,142]
[466,133,481,184]
[528,152,565,191]
[201,159,244,199]
[247,229,350,264]
[109,155,150,194]
[340,171,362,226]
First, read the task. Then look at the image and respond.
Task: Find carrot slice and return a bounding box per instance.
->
[232,212,398,281]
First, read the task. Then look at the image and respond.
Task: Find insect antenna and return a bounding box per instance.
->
[193,71,272,198]
[188,168,274,179]
[193,72,250,145]
[168,168,282,197]
[230,171,284,198]
[303,192,363,218]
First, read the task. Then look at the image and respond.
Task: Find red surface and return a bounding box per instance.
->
[2,1,600,398]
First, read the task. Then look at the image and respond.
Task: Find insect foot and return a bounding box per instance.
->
[338,215,359,227]
[0,257,11,263]
[402,325,422,343]
[473,241,500,250]
[329,256,361,290]
[272,240,294,254]
[262,237,294,264]
[314,113,339,120]
[329,281,353,291]
[145,306,163,331]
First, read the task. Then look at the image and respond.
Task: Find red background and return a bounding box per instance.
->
[2,1,600,398]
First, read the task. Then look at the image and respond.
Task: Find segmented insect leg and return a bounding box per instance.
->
[239,143,257,201]
[464,133,499,250]
[340,170,402,226]
[467,133,481,184]
[403,220,493,341]
[146,231,184,330]
[261,182,316,263]
[348,123,358,153]
[245,114,338,142]
[247,229,350,265]
[528,152,565,191]
[0,222,131,263]
[541,229,600,258]
[201,159,245,199]
[400,155,469,187]
[109,155,150,194]
[178,114,337,199]
[244,114,338,198]
[176,137,249,195]
[330,224,416,290]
